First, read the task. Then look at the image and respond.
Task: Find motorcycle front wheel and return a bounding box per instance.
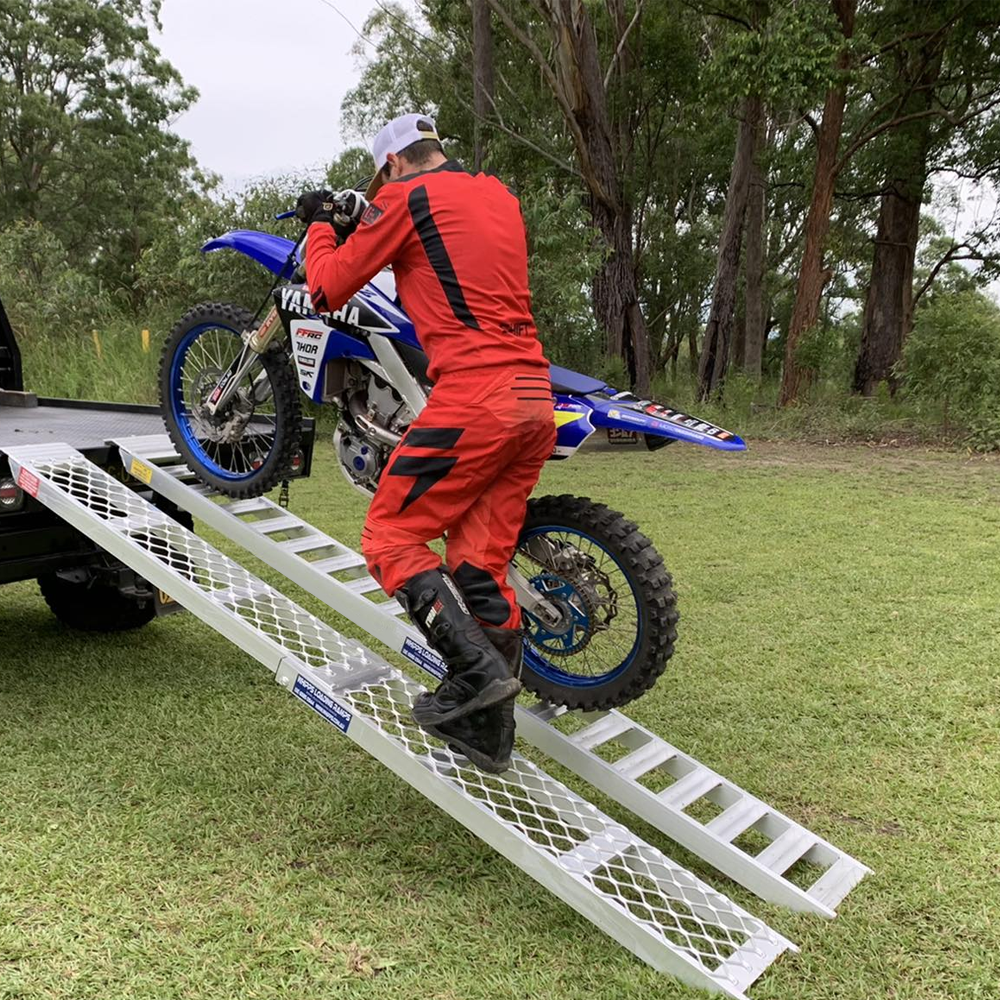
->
[159,302,301,498]
[514,494,678,711]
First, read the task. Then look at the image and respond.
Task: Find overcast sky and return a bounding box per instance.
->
[156,0,380,188]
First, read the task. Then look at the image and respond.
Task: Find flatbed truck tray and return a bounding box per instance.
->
[0,397,171,463]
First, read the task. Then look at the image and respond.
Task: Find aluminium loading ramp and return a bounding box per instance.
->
[115,433,871,919]
[3,441,794,999]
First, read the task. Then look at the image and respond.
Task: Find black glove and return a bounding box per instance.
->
[329,189,368,242]
[296,189,368,242]
[295,189,335,225]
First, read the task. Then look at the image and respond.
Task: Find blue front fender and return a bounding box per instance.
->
[201,230,299,279]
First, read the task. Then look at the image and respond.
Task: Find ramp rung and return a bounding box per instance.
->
[310,553,369,574]
[755,828,816,875]
[218,498,273,516]
[612,740,676,780]
[571,713,635,751]
[658,769,720,811]
[805,856,871,910]
[707,798,770,844]
[254,514,303,534]
[159,463,198,480]
[343,575,382,596]
[276,534,328,554]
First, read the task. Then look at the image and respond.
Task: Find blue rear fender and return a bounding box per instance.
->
[202,230,300,279]
[550,364,746,451]
[586,395,746,450]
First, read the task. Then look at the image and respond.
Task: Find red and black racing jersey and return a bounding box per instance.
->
[305,160,549,383]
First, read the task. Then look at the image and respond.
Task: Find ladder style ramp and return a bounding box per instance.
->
[5,442,794,1000]
[116,434,870,917]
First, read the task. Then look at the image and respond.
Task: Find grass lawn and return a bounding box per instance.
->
[2,440,999,1000]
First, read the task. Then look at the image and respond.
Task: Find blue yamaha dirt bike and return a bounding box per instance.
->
[159,217,746,711]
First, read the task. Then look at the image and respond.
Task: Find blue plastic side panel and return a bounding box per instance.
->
[202,230,299,279]
[356,279,423,350]
[306,329,377,403]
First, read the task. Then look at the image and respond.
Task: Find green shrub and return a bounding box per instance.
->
[902,289,1000,448]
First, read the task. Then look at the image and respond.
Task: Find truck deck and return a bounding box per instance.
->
[0,398,168,462]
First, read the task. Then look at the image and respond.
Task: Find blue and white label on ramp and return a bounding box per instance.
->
[402,637,447,680]
[293,675,352,733]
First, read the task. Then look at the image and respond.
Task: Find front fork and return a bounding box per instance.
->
[204,307,282,416]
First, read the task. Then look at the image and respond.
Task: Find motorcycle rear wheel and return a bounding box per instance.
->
[514,494,678,711]
[159,302,301,498]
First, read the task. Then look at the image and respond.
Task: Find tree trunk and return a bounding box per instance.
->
[778,0,856,406]
[853,44,943,397]
[491,0,651,392]
[853,190,921,396]
[697,93,761,400]
[731,302,747,370]
[548,0,650,392]
[471,0,495,173]
[743,114,767,378]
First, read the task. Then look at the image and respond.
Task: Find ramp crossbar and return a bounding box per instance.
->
[5,442,794,999]
[116,434,870,917]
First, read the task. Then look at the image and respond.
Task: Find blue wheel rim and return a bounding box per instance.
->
[168,322,278,482]
[518,525,641,688]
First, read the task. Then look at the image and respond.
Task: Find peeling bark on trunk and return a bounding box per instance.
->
[471,0,495,173]
[698,93,761,400]
[743,117,767,379]
[778,0,856,406]
[731,304,747,370]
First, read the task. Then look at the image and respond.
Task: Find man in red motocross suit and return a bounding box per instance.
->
[297,113,556,773]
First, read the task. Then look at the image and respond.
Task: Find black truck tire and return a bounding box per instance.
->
[38,573,156,632]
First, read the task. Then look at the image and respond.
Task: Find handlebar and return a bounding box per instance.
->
[274,209,297,221]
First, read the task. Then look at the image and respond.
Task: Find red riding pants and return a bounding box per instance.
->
[361,367,556,629]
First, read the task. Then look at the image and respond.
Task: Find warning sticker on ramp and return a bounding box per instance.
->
[129,458,154,485]
[292,675,352,733]
[16,468,39,497]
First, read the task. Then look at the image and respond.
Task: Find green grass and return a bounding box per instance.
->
[16,320,164,405]
[2,441,1000,999]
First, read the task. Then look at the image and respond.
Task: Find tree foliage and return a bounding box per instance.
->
[3,0,1000,445]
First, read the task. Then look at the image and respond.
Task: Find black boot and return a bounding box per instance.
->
[427,628,522,774]
[482,626,524,680]
[398,568,521,727]
[423,704,514,775]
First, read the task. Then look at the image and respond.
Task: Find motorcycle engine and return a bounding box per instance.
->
[334,374,413,495]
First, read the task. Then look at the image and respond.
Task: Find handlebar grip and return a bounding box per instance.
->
[274,209,297,221]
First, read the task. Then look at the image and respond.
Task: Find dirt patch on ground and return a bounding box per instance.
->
[722,439,1000,478]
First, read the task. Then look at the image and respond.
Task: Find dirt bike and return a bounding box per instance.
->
[159,208,746,712]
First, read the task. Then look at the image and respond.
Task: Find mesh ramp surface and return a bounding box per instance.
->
[3,442,794,998]
[117,433,870,917]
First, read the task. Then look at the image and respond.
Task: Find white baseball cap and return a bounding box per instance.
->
[365,113,440,200]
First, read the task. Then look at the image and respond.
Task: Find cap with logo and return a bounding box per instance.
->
[364,113,440,200]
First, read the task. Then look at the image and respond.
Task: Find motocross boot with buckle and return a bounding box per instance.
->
[422,625,523,774]
[398,568,521,728]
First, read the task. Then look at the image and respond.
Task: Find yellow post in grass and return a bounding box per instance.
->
[92,330,103,360]
[141,329,150,353]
